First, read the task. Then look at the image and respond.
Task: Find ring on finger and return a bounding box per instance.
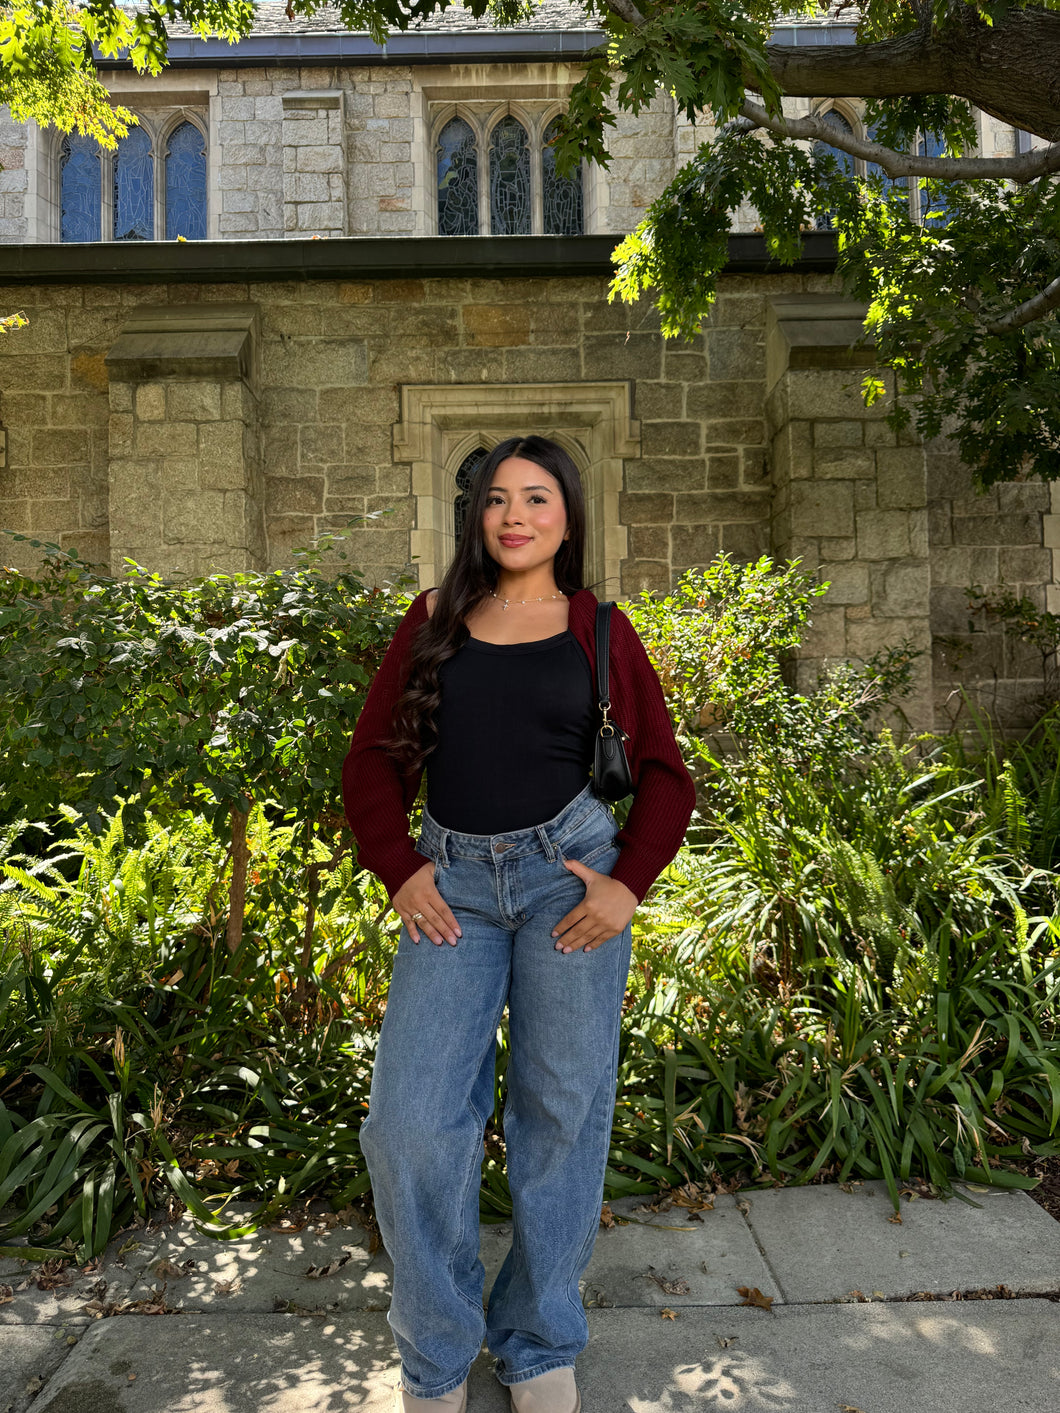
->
[410,911,424,922]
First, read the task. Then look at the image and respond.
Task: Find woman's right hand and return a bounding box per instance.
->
[392,862,462,946]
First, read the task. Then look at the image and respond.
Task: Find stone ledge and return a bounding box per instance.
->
[105,305,260,388]
[0,233,839,286]
[766,294,875,389]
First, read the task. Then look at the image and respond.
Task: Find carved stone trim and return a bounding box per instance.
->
[393,382,639,594]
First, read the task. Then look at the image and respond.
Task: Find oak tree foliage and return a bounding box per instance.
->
[4,0,1060,481]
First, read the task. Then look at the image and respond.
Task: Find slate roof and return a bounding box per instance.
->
[166,1,599,38]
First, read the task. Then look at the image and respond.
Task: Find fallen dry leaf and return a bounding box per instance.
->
[305,1250,354,1279]
[660,1308,678,1320]
[716,1335,738,1348]
[153,1259,195,1280]
[0,1285,13,1306]
[847,1290,869,1303]
[737,1285,774,1312]
[646,1267,691,1296]
[839,1405,866,1412]
[274,1296,327,1317]
[35,1259,72,1292]
[888,1213,903,1224]
[599,1204,616,1229]
[213,1278,243,1296]
[23,1376,44,1396]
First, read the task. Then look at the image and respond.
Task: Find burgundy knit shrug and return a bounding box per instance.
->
[341,588,696,904]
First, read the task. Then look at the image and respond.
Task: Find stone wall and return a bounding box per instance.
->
[0,272,1054,731]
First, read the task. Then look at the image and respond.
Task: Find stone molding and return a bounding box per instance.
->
[393,381,639,594]
[105,304,261,391]
[766,296,875,390]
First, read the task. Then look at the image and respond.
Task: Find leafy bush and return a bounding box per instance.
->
[0,531,409,951]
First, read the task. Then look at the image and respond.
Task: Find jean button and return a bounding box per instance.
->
[493,841,513,853]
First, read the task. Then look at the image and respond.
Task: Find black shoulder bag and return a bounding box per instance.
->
[592,601,634,803]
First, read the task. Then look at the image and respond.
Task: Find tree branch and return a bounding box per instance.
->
[985,274,1060,334]
[738,99,1060,184]
[601,0,647,25]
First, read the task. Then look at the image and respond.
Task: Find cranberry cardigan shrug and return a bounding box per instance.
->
[341,588,696,904]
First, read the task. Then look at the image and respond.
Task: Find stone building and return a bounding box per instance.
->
[0,4,1057,730]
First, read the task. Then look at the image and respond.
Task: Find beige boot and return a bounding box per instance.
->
[395,1379,468,1413]
[508,1368,580,1413]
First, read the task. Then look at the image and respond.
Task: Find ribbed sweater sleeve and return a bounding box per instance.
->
[605,605,697,903]
[341,592,430,901]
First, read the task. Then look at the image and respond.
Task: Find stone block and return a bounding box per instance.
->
[857,508,913,560]
[719,520,767,562]
[30,427,89,464]
[167,381,223,422]
[630,524,669,560]
[133,420,198,459]
[769,419,813,484]
[502,347,582,382]
[812,446,875,480]
[785,368,890,422]
[931,585,979,635]
[953,512,1040,547]
[265,476,326,515]
[998,546,1052,583]
[671,522,719,567]
[686,380,763,420]
[461,304,531,347]
[437,349,506,383]
[163,491,226,545]
[818,535,856,560]
[583,333,662,381]
[876,446,927,509]
[318,386,398,425]
[286,172,331,203]
[48,393,108,429]
[797,604,847,658]
[28,498,80,534]
[527,304,581,343]
[928,503,952,547]
[626,457,707,493]
[298,424,344,466]
[706,327,765,381]
[640,421,702,457]
[387,307,459,341]
[852,479,875,511]
[676,490,769,522]
[932,545,995,588]
[619,492,673,525]
[708,454,741,489]
[262,339,368,389]
[997,481,1051,512]
[819,561,870,605]
[1,355,68,391]
[134,383,166,422]
[846,615,931,660]
[702,418,765,449]
[871,561,931,618]
[790,481,855,538]
[813,420,864,448]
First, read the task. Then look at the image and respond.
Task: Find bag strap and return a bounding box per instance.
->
[595,600,613,720]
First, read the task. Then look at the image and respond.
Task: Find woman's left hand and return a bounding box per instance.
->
[552,859,638,953]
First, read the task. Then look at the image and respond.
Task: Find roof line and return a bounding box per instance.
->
[94,24,857,69]
[0,233,838,285]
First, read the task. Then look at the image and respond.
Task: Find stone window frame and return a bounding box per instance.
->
[429,101,587,236]
[812,99,953,227]
[48,108,208,243]
[392,382,639,595]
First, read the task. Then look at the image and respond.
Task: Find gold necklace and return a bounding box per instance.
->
[490,590,567,613]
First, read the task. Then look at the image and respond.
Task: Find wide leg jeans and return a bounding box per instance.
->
[359,784,633,1398]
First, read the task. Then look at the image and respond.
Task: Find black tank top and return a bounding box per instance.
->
[425,630,597,835]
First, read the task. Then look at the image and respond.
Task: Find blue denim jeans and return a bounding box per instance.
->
[360,783,633,1398]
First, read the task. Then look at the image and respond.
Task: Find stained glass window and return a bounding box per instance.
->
[542,118,583,236]
[165,121,207,240]
[814,109,856,231]
[437,118,479,236]
[60,134,102,243]
[454,447,488,544]
[917,131,950,225]
[489,116,530,235]
[114,128,154,241]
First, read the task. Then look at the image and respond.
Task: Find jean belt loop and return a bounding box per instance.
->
[437,827,450,870]
[535,824,556,863]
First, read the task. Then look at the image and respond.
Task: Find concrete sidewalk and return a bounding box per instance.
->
[3,1181,1059,1413]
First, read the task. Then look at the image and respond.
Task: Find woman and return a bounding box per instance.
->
[342,436,695,1413]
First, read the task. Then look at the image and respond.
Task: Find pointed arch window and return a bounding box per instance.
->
[489,116,531,235]
[437,117,479,236]
[57,114,207,242]
[542,118,583,236]
[432,107,585,236]
[165,121,207,241]
[916,131,951,225]
[60,133,103,242]
[813,109,856,231]
[114,128,154,241]
[454,447,488,544]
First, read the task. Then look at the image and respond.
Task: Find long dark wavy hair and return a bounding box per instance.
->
[389,435,587,775]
